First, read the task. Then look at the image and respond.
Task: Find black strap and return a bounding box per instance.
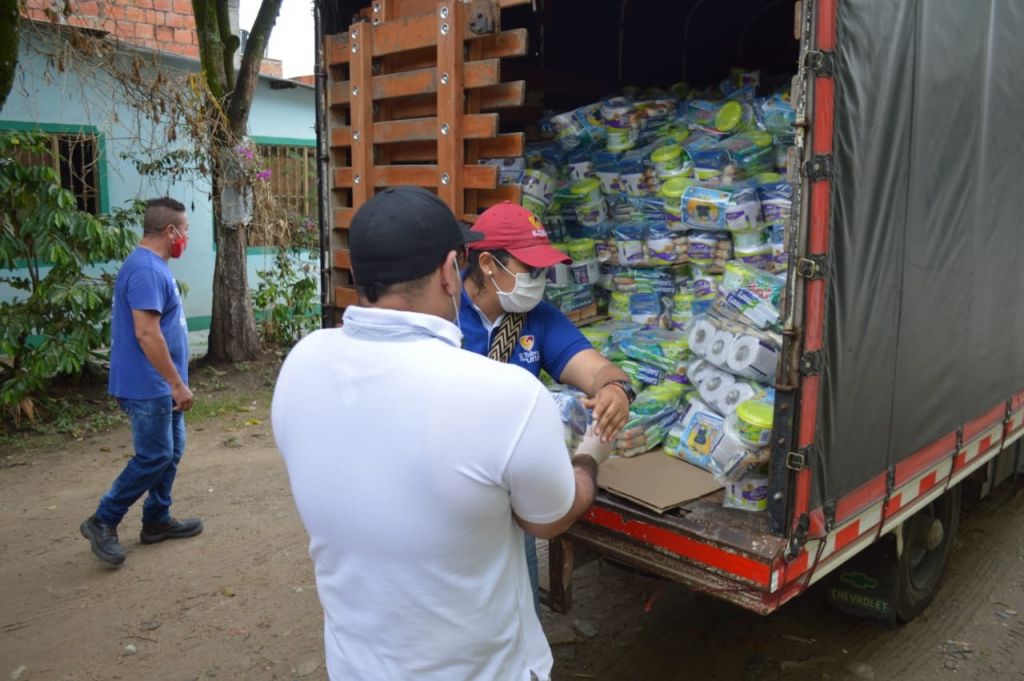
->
[487,312,527,364]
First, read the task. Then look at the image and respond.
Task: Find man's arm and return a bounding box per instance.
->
[132,309,193,411]
[515,454,598,540]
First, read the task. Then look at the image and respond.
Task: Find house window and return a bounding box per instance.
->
[10,131,102,215]
[250,143,316,247]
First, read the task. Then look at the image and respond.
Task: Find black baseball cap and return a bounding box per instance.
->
[349,186,484,286]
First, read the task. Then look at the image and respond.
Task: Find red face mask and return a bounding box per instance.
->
[170,227,188,258]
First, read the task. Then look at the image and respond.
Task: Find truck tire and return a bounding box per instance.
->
[893,484,961,622]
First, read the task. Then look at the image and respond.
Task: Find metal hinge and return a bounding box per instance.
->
[800,350,823,376]
[803,50,836,77]
[787,513,811,558]
[803,154,833,181]
[823,502,836,532]
[786,445,817,471]
[795,255,828,280]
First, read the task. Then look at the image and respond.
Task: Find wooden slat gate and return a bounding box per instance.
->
[326,0,530,319]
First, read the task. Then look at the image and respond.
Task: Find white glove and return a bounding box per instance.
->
[574,425,615,466]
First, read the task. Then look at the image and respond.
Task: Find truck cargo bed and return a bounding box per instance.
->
[563,491,789,614]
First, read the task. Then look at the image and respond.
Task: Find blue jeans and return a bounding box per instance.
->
[95,397,186,527]
[525,532,540,616]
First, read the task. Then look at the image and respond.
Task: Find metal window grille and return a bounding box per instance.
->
[10,132,101,215]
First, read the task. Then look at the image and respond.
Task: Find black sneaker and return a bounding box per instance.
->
[80,515,126,566]
[140,517,204,544]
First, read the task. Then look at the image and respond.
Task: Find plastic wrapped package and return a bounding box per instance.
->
[550,390,590,453]
[664,397,725,469]
[617,405,682,457]
[645,221,679,265]
[628,292,663,326]
[618,359,664,389]
[612,222,648,266]
[602,97,639,152]
[621,328,691,373]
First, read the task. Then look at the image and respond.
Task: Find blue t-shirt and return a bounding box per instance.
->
[108,248,189,399]
[459,291,592,381]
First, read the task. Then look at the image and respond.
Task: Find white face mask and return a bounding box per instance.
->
[491,258,546,314]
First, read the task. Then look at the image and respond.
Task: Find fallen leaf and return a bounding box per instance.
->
[220,586,236,598]
[44,505,57,511]
[244,418,262,426]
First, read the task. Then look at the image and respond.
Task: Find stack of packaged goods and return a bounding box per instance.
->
[496,70,796,511]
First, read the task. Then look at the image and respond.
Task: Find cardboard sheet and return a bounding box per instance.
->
[597,452,723,514]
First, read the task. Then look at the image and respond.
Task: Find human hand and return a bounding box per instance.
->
[172,383,194,412]
[583,383,631,443]
[574,426,615,465]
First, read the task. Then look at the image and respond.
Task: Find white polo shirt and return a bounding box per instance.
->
[272,305,575,681]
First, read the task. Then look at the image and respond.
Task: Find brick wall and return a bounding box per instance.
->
[259,58,282,79]
[23,0,289,75]
[23,0,201,59]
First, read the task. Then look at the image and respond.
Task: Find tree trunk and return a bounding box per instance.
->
[0,0,18,113]
[207,150,260,362]
[192,0,283,362]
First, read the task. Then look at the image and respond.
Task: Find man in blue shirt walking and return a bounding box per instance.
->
[80,197,202,566]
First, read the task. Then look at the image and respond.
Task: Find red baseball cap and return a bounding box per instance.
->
[467,202,572,267]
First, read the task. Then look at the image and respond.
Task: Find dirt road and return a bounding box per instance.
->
[1,369,1022,681]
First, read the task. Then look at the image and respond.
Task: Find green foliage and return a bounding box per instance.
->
[249,218,317,346]
[0,131,142,421]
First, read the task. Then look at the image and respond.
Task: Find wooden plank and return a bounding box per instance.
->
[334,207,354,229]
[334,286,359,308]
[381,133,523,163]
[477,132,524,158]
[334,164,498,189]
[329,4,500,65]
[475,184,521,210]
[386,141,439,163]
[437,0,465,215]
[334,248,352,269]
[385,0,526,15]
[331,114,498,147]
[348,21,375,207]
[387,94,438,120]
[478,80,525,110]
[330,59,500,106]
[478,29,528,60]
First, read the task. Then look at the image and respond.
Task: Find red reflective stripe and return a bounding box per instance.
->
[812,79,834,156]
[780,550,810,584]
[834,475,886,526]
[817,0,837,51]
[583,506,772,587]
[894,433,956,486]
[978,435,994,453]
[887,494,903,516]
[954,451,967,470]
[918,471,938,496]
[834,520,861,552]
[964,404,1004,441]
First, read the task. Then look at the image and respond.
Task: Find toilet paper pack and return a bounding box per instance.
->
[726,335,779,383]
[706,328,736,367]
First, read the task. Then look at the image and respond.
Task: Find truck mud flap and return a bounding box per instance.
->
[824,533,898,620]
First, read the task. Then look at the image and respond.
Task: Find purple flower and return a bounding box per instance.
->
[255,168,273,182]
[236,145,255,161]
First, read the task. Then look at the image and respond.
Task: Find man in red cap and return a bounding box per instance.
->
[459,201,634,609]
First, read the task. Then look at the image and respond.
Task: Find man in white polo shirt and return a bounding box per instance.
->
[272,186,606,681]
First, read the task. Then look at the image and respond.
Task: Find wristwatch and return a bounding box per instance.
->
[603,379,637,405]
